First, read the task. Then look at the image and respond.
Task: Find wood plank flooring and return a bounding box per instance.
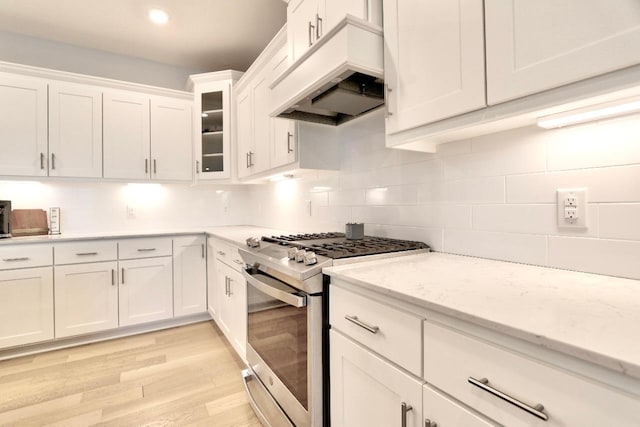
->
[0,321,261,427]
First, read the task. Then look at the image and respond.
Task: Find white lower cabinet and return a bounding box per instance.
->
[423,384,496,427]
[206,238,218,319]
[118,257,173,327]
[0,267,54,349]
[54,261,118,338]
[330,329,423,427]
[173,235,207,317]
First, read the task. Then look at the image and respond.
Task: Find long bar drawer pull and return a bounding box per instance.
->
[3,257,30,262]
[76,252,98,256]
[468,377,548,421]
[401,402,412,427]
[344,315,379,334]
[137,248,156,252]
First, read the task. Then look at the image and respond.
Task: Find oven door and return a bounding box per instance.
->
[242,267,322,427]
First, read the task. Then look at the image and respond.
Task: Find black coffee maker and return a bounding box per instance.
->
[0,200,11,238]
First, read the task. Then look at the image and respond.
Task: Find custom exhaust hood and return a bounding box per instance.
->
[270,16,385,126]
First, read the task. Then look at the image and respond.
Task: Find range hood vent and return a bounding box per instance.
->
[270,16,384,126]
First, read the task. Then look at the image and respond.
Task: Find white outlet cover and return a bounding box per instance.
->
[557,188,587,228]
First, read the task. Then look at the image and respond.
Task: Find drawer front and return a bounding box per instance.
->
[0,244,53,270]
[118,237,172,260]
[423,384,497,427]
[212,240,244,272]
[54,240,118,265]
[423,321,640,427]
[330,284,423,376]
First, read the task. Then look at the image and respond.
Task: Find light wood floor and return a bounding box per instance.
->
[0,321,261,427]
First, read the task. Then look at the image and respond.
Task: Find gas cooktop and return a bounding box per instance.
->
[262,232,429,259]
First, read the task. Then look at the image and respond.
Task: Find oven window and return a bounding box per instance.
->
[248,284,308,409]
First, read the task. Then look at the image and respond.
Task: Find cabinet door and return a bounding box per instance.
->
[206,239,218,319]
[0,267,53,349]
[173,236,206,317]
[288,0,321,62]
[384,0,485,135]
[0,73,48,177]
[150,97,192,182]
[271,118,296,168]
[251,73,271,175]
[236,87,252,179]
[423,384,497,427]
[195,82,232,181]
[330,330,423,427]
[48,82,102,178]
[103,90,151,180]
[119,257,173,326]
[216,263,234,337]
[486,0,640,104]
[54,261,118,338]
[228,267,247,359]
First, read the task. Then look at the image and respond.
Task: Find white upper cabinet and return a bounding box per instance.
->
[103,90,151,180]
[0,73,48,177]
[48,82,103,178]
[236,85,253,179]
[486,0,640,104]
[271,118,296,169]
[249,73,271,175]
[384,0,486,136]
[150,97,192,182]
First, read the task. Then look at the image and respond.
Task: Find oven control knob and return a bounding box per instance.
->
[287,247,298,260]
[303,251,318,265]
[295,249,307,263]
[246,237,260,248]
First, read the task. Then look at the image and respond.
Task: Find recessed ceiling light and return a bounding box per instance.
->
[148,9,169,25]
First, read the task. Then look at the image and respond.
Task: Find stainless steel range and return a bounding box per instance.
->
[239,232,429,427]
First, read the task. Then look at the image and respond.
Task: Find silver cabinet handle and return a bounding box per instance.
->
[201,243,205,259]
[153,159,157,174]
[233,259,244,266]
[145,158,149,174]
[121,268,125,284]
[217,250,226,256]
[137,248,156,252]
[249,151,254,167]
[196,160,200,174]
[345,315,379,334]
[246,152,250,169]
[51,153,56,170]
[3,257,30,262]
[227,277,233,296]
[76,252,98,256]
[425,419,437,427]
[316,13,323,39]
[308,21,315,47]
[111,269,115,286]
[287,132,294,153]
[401,402,413,427]
[468,377,548,421]
[385,84,393,117]
[40,153,45,170]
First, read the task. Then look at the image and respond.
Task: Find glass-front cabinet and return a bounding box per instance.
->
[189,70,243,181]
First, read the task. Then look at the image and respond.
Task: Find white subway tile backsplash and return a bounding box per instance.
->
[434,204,473,230]
[473,204,556,235]
[506,165,640,203]
[598,204,640,241]
[442,177,505,204]
[365,224,444,251]
[365,185,420,205]
[549,236,640,280]
[445,229,548,265]
[328,189,366,206]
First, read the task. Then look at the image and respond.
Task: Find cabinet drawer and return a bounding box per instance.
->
[423,321,640,426]
[0,244,53,270]
[118,237,172,259]
[213,240,244,272]
[54,240,118,265]
[330,285,423,376]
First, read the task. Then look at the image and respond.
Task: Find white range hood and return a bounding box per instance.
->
[270,16,384,126]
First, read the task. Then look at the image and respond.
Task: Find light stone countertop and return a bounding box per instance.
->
[324,252,640,380]
[0,226,292,247]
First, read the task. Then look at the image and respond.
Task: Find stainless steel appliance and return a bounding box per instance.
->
[0,200,11,238]
[240,232,429,427]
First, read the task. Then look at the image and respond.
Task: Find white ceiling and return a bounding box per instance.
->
[0,0,287,71]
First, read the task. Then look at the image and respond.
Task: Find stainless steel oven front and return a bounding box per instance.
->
[242,266,323,427]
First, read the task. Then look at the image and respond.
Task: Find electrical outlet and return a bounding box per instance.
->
[557,189,586,228]
[126,205,136,219]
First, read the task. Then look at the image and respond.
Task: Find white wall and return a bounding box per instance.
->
[0,30,204,90]
[249,109,640,280]
[0,181,250,234]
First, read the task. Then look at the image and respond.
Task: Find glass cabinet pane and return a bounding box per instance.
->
[201,91,224,172]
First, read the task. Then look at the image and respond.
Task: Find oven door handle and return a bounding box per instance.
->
[242,269,307,308]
